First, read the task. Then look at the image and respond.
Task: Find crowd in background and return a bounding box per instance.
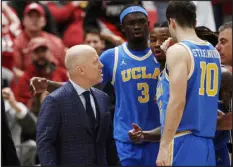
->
[1,1,232,165]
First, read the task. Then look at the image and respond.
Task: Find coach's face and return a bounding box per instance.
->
[81,50,104,86]
[216,28,232,66]
[121,12,150,42]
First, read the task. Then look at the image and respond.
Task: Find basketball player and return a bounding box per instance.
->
[129,24,232,165]
[30,5,161,166]
[132,2,222,166]
[150,21,170,69]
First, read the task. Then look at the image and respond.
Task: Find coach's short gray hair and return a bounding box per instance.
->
[219,21,232,32]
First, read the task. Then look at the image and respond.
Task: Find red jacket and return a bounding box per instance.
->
[13,31,66,71]
[2,32,15,71]
[14,64,68,108]
[47,2,85,48]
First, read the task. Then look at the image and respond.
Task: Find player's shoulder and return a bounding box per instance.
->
[167,44,189,60]
[100,47,116,59]
[100,43,125,59]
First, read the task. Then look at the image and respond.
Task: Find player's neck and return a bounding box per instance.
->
[176,28,199,42]
[127,40,149,51]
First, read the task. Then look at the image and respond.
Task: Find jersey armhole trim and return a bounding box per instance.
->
[178,43,195,80]
[111,47,119,85]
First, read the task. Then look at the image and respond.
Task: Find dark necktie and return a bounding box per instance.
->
[83,91,96,127]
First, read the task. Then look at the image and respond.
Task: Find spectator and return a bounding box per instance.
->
[84,28,105,55]
[2,2,21,72]
[13,2,66,77]
[2,87,37,165]
[2,13,16,72]
[14,37,68,115]
[212,0,232,30]
[7,1,58,35]
[45,1,87,47]
[153,1,168,23]
[193,1,216,32]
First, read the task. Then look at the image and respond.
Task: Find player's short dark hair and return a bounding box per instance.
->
[154,21,168,28]
[219,21,232,32]
[195,26,218,46]
[120,4,147,25]
[166,1,196,28]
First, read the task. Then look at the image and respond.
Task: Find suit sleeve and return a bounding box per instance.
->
[36,95,60,166]
[105,96,120,166]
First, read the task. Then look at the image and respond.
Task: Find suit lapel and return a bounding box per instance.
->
[67,81,93,136]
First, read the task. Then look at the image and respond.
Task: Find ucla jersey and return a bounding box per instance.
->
[103,42,160,142]
[157,40,221,137]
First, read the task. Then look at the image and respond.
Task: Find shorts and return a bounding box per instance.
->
[170,131,215,166]
[116,140,159,166]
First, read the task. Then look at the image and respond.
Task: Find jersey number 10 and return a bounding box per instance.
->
[199,61,219,96]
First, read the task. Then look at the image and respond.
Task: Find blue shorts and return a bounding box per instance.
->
[215,145,230,166]
[170,131,216,166]
[116,140,159,166]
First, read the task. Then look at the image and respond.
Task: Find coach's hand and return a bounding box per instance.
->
[30,77,48,96]
[128,123,144,143]
[156,145,170,166]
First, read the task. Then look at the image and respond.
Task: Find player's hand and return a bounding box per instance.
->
[156,145,170,166]
[217,111,232,130]
[160,37,175,55]
[128,123,144,143]
[30,77,48,96]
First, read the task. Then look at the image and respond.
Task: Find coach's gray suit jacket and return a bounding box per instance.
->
[36,81,119,166]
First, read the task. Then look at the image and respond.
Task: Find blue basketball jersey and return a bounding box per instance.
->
[100,42,161,142]
[157,40,221,137]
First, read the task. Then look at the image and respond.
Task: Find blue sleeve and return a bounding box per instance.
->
[100,48,115,85]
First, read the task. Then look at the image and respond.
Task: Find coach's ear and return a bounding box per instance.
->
[195,20,197,27]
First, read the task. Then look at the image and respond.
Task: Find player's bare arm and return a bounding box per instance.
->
[142,126,161,142]
[30,77,65,95]
[217,112,232,130]
[220,66,232,110]
[156,44,189,166]
[216,66,232,130]
[128,123,161,143]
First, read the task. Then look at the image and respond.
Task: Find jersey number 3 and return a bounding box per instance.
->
[137,83,149,103]
[199,61,219,96]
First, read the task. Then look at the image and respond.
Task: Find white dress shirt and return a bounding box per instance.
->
[69,79,96,118]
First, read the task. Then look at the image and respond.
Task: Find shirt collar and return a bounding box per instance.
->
[69,79,90,96]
